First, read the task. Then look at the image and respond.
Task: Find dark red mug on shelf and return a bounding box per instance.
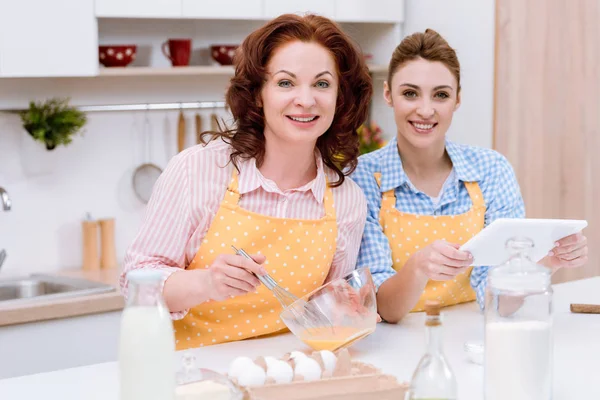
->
[162,38,191,66]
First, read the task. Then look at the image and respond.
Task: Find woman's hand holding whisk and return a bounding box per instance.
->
[162,253,267,313]
[205,253,268,301]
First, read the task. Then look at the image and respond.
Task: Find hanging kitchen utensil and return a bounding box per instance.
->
[0,249,7,271]
[195,113,202,144]
[210,112,220,132]
[177,109,186,153]
[132,110,163,204]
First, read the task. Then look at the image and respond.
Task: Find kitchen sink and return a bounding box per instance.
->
[0,274,116,306]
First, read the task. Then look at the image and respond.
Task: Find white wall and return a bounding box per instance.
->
[0,76,233,275]
[376,0,496,148]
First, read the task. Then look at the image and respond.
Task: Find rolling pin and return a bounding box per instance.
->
[570,303,600,314]
[177,110,186,153]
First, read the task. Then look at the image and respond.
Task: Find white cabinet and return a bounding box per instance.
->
[95,0,404,23]
[264,0,335,19]
[335,0,404,23]
[182,0,263,20]
[0,311,122,379]
[0,0,98,77]
[95,0,182,18]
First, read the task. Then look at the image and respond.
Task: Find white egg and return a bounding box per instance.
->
[227,356,255,380]
[319,350,337,374]
[237,363,267,387]
[289,351,308,361]
[294,357,322,381]
[264,356,279,369]
[266,359,294,384]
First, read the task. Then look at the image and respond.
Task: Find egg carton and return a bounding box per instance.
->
[239,361,409,400]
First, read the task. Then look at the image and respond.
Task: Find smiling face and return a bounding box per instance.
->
[260,40,339,149]
[384,57,460,150]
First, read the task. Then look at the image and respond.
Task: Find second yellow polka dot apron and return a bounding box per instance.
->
[375,173,486,312]
[173,170,337,350]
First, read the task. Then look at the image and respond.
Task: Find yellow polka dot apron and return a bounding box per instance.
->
[173,170,337,349]
[375,173,485,312]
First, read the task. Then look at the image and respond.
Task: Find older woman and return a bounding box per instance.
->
[121,13,373,349]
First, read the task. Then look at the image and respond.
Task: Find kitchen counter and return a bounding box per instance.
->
[1,277,599,399]
[0,268,124,327]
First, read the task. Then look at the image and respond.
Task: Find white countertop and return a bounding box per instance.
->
[1,277,599,399]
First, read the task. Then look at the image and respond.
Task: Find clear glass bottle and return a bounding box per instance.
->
[119,269,176,400]
[484,237,553,400]
[408,300,457,400]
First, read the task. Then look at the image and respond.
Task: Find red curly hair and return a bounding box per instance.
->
[206,13,373,187]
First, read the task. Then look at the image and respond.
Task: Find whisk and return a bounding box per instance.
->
[232,246,333,334]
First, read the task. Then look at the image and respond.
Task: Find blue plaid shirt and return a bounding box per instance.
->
[350,137,525,309]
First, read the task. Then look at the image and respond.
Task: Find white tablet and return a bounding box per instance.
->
[459,218,588,266]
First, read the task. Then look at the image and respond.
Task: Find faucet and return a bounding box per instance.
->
[0,187,11,211]
[0,186,10,270]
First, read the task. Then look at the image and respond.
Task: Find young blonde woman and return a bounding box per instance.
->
[351,29,588,323]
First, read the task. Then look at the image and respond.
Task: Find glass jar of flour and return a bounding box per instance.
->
[484,237,553,400]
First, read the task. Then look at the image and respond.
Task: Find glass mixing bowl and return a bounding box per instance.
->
[280,267,378,352]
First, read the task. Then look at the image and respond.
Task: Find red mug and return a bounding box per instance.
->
[162,39,191,66]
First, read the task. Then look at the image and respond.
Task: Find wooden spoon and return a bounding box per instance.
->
[195,113,202,144]
[177,110,185,153]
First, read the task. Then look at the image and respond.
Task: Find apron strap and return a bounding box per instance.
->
[374,172,382,187]
[374,172,396,211]
[463,181,486,209]
[322,175,336,220]
[224,168,242,205]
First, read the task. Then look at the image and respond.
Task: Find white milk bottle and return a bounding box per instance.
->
[484,237,553,400]
[119,269,176,400]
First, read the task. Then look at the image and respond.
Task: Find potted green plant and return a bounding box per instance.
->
[19,97,87,150]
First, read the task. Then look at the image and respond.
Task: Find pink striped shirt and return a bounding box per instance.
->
[120,139,367,319]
